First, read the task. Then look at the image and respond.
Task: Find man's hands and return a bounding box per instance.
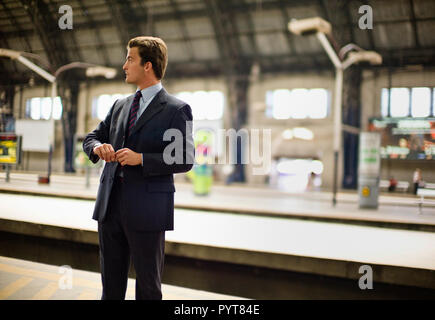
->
[93,143,116,162]
[115,148,142,166]
[93,143,141,166]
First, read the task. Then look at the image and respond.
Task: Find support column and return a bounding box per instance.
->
[226,76,249,184]
[342,67,362,189]
[59,81,79,173]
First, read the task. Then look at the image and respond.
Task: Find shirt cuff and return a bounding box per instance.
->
[141,153,143,166]
[93,142,102,153]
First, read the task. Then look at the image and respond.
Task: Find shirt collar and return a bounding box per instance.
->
[137,82,162,103]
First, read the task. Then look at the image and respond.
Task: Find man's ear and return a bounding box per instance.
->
[144,61,152,72]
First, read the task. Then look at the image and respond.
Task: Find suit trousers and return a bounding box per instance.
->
[98,177,165,300]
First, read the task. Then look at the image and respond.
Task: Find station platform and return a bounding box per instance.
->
[0,187,435,298]
[1,171,435,232]
[0,256,244,300]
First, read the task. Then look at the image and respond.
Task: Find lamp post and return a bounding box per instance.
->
[51,61,117,116]
[0,48,55,83]
[0,48,55,183]
[288,17,382,206]
[0,49,116,182]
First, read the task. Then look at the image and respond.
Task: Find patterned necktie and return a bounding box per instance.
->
[126,90,142,137]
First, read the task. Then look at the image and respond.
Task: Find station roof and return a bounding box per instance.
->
[0,0,434,85]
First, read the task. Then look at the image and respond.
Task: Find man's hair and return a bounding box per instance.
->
[127,36,168,80]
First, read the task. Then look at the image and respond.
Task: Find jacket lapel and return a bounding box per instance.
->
[111,95,133,149]
[121,94,134,134]
[129,88,167,136]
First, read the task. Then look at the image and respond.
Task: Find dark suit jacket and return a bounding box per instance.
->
[83,88,194,231]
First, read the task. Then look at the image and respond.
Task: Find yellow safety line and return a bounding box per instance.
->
[0,262,62,281]
[0,277,33,299]
[31,282,58,300]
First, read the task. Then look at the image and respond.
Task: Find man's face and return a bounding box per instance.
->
[123,47,146,85]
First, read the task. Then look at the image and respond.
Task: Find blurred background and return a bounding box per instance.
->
[0,0,434,192]
[0,0,434,300]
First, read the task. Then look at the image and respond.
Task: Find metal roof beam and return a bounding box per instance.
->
[355,0,375,50]
[279,0,312,69]
[19,0,69,70]
[76,0,111,66]
[118,0,146,38]
[169,0,195,61]
[409,0,421,48]
[0,29,19,74]
[344,0,355,44]
[3,10,434,39]
[0,1,32,53]
[47,0,83,62]
[239,0,260,63]
[318,0,330,21]
[223,0,250,71]
[204,0,236,77]
[104,0,131,47]
[105,0,147,46]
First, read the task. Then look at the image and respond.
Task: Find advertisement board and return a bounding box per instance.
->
[0,133,21,164]
[369,118,435,160]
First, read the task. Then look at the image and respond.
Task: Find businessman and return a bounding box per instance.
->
[83,36,194,300]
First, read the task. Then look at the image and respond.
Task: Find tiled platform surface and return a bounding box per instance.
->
[0,256,245,300]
